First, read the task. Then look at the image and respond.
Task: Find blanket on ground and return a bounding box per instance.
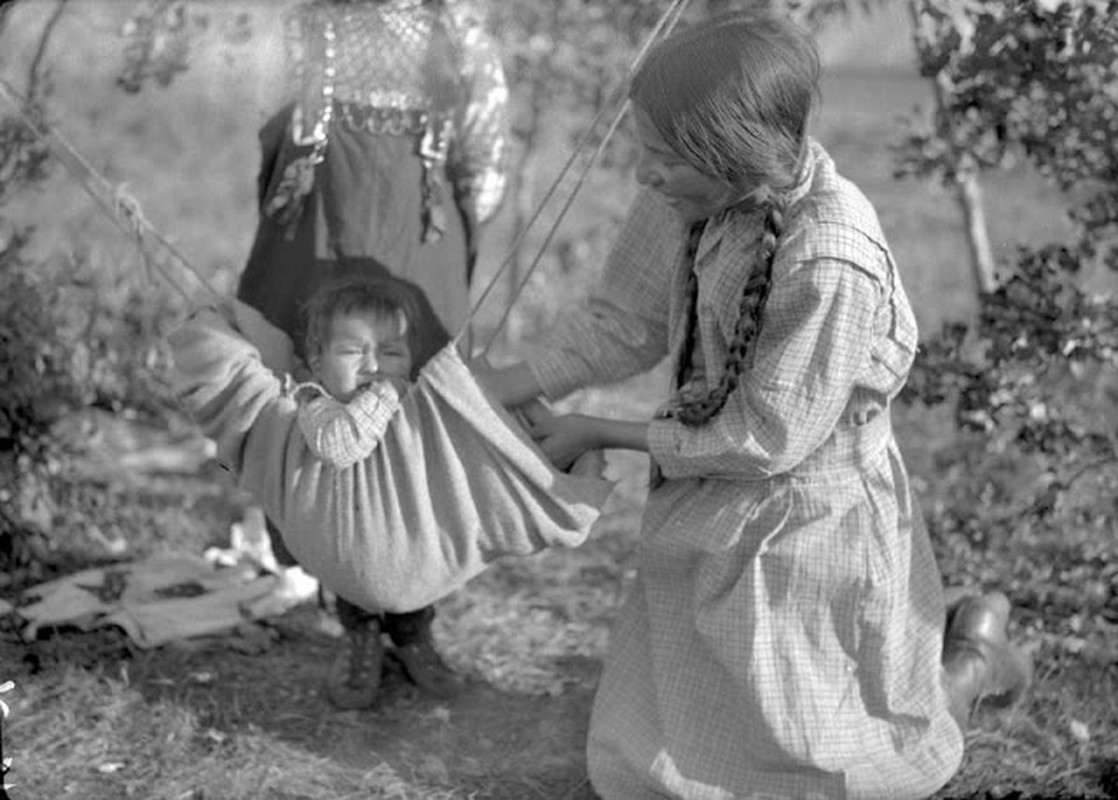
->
[168,304,613,613]
[16,553,277,648]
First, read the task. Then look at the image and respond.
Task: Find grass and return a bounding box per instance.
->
[5,665,468,800]
[2,5,1118,799]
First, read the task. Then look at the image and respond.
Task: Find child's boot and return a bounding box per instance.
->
[326,615,384,710]
[386,608,461,700]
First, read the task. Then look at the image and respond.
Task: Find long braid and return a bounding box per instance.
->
[630,11,817,426]
[674,197,785,427]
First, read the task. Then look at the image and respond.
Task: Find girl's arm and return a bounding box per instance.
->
[519,407,649,471]
[484,190,683,404]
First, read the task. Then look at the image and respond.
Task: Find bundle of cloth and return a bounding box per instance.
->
[168,302,613,614]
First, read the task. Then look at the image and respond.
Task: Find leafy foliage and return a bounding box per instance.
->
[897,0,1118,266]
[0,5,181,578]
[898,1,1118,662]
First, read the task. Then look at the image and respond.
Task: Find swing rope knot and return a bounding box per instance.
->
[112,183,147,241]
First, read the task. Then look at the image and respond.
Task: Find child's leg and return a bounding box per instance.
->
[265,515,299,568]
[383,606,461,699]
[327,596,384,710]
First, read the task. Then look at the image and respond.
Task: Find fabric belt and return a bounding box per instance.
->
[786,412,892,479]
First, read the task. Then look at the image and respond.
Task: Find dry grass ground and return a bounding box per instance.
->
[2,422,1117,798]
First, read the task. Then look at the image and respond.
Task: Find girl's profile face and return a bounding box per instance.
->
[632,105,740,224]
[311,310,413,401]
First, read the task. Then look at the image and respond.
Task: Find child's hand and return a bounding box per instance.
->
[365,375,410,397]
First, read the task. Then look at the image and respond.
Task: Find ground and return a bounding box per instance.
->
[3,395,1118,800]
[0,408,634,799]
[3,604,605,799]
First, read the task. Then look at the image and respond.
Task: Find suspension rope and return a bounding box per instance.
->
[0,76,222,306]
[460,0,693,355]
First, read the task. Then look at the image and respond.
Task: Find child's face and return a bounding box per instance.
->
[311,310,414,402]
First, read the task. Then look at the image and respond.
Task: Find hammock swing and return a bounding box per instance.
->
[0,0,691,615]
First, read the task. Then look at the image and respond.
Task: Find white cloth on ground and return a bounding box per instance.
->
[16,553,277,648]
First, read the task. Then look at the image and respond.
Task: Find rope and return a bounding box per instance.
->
[460,0,693,356]
[0,76,222,306]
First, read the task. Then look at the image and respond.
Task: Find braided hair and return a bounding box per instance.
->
[629,11,820,427]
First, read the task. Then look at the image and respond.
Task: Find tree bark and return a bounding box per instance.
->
[907,0,998,301]
[930,71,997,297]
[26,0,69,102]
[954,168,997,295]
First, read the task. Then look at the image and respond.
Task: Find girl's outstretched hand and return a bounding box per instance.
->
[526,412,603,472]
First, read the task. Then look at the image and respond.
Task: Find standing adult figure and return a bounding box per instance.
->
[236,0,509,707]
[479,11,1030,798]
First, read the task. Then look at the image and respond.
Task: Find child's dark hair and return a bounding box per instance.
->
[629,11,820,426]
[303,274,450,380]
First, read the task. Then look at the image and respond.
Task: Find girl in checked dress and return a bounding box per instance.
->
[479,11,1030,799]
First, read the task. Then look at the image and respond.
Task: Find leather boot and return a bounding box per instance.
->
[393,635,462,700]
[942,591,1032,729]
[326,616,385,710]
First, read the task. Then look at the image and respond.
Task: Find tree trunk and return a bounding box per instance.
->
[931,72,997,298]
[954,169,997,295]
[907,0,998,302]
[26,0,70,102]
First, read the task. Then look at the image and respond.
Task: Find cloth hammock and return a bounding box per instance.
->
[168,302,614,614]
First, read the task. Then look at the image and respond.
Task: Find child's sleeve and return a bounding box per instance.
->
[296,382,403,469]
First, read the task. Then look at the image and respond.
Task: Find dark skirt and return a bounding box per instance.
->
[237,104,470,356]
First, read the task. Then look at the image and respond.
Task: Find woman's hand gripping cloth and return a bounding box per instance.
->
[168,302,614,614]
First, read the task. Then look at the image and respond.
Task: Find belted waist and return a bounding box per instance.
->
[336,101,445,143]
[785,412,893,479]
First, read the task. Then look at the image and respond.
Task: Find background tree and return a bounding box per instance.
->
[897,0,1118,614]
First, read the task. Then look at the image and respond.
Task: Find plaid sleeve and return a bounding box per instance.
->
[527,189,683,400]
[296,382,402,469]
[649,250,882,480]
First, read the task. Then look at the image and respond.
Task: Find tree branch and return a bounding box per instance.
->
[26,0,69,104]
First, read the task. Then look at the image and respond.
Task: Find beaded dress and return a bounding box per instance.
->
[237,0,508,348]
